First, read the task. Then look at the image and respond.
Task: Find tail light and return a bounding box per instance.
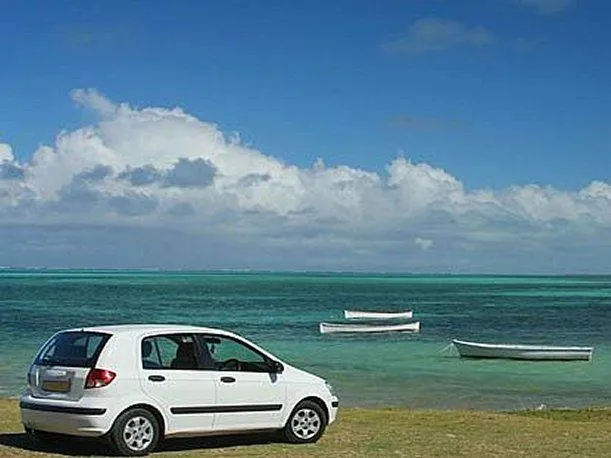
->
[26,370,35,394]
[85,369,116,389]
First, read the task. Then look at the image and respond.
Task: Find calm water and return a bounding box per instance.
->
[1,270,610,410]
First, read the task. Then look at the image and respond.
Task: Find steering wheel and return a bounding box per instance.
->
[218,358,241,371]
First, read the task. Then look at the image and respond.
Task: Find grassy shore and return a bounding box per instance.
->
[2,399,611,457]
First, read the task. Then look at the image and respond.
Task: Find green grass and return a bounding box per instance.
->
[2,399,611,457]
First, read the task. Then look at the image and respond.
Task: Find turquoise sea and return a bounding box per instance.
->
[1,270,610,410]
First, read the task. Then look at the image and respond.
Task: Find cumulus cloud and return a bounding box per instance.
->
[57,178,102,208]
[164,158,217,188]
[0,143,14,162]
[238,173,272,187]
[382,18,495,56]
[71,88,117,117]
[78,164,113,182]
[117,159,217,188]
[1,162,25,180]
[1,89,611,272]
[109,192,159,216]
[118,165,163,186]
[0,143,24,180]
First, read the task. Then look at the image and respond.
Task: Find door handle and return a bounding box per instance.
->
[220,376,236,383]
[148,375,166,382]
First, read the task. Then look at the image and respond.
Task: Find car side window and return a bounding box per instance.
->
[198,334,270,372]
[142,334,199,370]
[82,334,106,359]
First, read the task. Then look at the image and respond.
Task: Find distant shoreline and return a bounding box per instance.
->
[1,268,610,277]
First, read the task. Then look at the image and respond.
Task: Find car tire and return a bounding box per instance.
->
[283,400,327,444]
[110,408,160,456]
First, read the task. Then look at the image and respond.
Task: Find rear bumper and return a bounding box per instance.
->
[20,400,107,416]
[20,395,113,437]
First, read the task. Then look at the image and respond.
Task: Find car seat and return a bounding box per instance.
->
[171,342,198,369]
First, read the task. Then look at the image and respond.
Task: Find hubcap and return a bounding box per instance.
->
[123,416,154,451]
[291,408,321,440]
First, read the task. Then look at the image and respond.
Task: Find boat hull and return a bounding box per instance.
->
[452,339,593,361]
[344,310,413,320]
[320,322,420,334]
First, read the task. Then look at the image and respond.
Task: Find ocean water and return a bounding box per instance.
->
[1,270,610,411]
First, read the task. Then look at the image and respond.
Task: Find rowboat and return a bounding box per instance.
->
[320,321,420,334]
[344,309,413,320]
[452,339,593,361]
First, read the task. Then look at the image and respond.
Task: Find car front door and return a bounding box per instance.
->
[138,333,217,435]
[196,334,286,431]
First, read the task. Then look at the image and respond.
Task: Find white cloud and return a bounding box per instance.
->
[0,143,14,162]
[415,237,434,251]
[71,88,117,117]
[383,18,495,56]
[2,89,611,272]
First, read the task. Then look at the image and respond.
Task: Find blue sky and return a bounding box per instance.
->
[1,0,610,272]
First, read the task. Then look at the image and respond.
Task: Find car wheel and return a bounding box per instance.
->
[110,408,160,456]
[283,400,327,444]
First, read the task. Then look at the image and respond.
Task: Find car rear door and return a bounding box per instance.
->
[138,333,217,435]
[28,331,110,401]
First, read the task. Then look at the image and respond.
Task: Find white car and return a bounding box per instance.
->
[20,324,339,456]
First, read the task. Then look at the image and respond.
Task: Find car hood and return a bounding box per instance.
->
[281,363,326,385]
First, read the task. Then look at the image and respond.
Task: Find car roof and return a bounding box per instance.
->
[61,324,236,338]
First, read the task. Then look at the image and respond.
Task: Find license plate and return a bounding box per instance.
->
[42,379,71,393]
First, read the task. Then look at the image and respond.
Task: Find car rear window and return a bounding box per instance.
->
[34,331,111,368]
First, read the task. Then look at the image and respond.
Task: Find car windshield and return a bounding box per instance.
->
[34,331,110,368]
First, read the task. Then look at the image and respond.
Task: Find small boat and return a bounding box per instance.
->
[452,339,593,361]
[320,321,420,334]
[344,309,413,320]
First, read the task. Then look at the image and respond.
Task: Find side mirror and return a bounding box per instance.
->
[270,360,284,373]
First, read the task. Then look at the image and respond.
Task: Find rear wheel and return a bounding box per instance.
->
[110,408,160,456]
[283,400,327,444]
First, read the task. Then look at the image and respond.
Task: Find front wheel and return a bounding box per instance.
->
[109,408,160,456]
[283,400,327,444]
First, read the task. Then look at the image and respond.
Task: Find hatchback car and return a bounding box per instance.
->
[20,324,339,456]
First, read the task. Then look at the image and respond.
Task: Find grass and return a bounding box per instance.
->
[2,399,611,457]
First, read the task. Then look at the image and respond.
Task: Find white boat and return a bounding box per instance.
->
[344,309,413,320]
[452,339,593,361]
[320,321,420,334]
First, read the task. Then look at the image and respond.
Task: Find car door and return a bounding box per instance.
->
[197,334,287,431]
[138,333,217,435]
